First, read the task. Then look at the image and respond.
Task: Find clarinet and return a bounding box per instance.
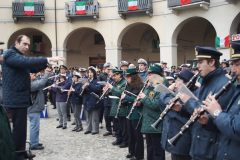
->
[168,74,237,146]
[126,80,149,119]
[115,82,128,119]
[151,72,199,130]
[65,81,74,103]
[97,77,114,104]
[79,79,90,96]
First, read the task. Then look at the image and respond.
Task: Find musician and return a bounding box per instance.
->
[220,59,230,74]
[52,75,70,129]
[114,61,130,148]
[0,40,15,159]
[69,72,83,132]
[106,69,127,146]
[203,41,240,160]
[101,63,114,136]
[160,69,195,160]
[178,46,234,160]
[0,105,15,160]
[137,58,148,82]
[2,35,63,160]
[98,63,110,131]
[59,65,72,121]
[138,63,166,160]
[122,68,144,160]
[48,66,59,109]
[120,60,129,72]
[83,66,102,135]
[79,67,87,78]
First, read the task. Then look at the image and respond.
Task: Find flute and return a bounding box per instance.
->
[168,74,237,146]
[42,80,65,90]
[151,72,199,130]
[61,81,81,92]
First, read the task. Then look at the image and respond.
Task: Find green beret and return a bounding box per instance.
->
[112,69,123,74]
[125,68,138,76]
[148,63,163,75]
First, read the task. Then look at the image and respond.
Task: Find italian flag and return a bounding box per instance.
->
[128,0,138,11]
[24,2,34,16]
[76,1,86,15]
[180,0,191,5]
[215,35,230,48]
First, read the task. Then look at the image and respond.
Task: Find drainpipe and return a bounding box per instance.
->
[54,0,58,56]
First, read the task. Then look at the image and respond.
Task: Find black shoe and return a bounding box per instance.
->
[67,117,71,121]
[112,140,121,145]
[130,157,143,160]
[84,131,91,134]
[103,132,112,136]
[91,132,99,135]
[62,126,67,129]
[72,127,78,131]
[31,145,44,150]
[126,153,134,158]
[76,128,83,132]
[56,125,63,128]
[38,143,43,147]
[119,143,128,148]
[71,122,76,125]
[24,152,36,159]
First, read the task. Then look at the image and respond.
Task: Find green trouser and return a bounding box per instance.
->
[0,106,15,160]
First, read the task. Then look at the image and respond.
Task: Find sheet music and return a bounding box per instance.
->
[178,84,198,100]
[154,84,175,95]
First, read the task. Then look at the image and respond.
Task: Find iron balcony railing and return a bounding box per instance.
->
[65,0,99,22]
[12,0,45,22]
[168,0,210,10]
[118,0,153,18]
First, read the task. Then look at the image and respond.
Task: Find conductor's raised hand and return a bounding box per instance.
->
[47,56,65,65]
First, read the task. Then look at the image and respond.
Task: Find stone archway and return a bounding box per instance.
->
[8,28,52,57]
[64,28,106,68]
[118,22,160,65]
[230,12,240,35]
[172,17,216,65]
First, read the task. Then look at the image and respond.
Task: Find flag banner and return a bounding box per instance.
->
[24,2,35,16]
[215,35,230,48]
[180,0,191,5]
[76,1,86,15]
[128,0,138,11]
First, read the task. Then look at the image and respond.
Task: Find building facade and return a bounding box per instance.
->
[0,0,239,67]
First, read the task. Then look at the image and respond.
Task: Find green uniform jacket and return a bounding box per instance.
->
[0,107,15,160]
[140,86,165,133]
[109,78,127,117]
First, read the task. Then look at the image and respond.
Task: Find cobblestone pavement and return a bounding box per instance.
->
[29,106,171,160]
